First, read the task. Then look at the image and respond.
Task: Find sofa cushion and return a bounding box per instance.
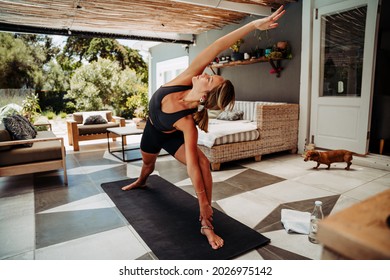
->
[82,111,108,124]
[84,114,108,125]
[2,115,37,146]
[77,122,120,135]
[73,111,112,124]
[0,131,63,167]
[0,129,12,151]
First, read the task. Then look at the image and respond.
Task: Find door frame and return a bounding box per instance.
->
[298,0,379,154]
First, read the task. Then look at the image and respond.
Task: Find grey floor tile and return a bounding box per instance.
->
[0,193,35,259]
[227,169,285,192]
[0,175,34,198]
[36,208,127,248]
[34,181,101,213]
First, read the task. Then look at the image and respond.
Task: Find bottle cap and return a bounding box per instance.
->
[315,201,322,206]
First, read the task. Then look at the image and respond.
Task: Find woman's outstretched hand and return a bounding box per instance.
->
[253,5,286,31]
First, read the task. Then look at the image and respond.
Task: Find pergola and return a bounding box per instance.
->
[0,0,297,44]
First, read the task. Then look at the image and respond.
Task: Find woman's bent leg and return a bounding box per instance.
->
[122,151,158,190]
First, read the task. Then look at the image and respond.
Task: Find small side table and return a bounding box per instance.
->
[106,126,143,162]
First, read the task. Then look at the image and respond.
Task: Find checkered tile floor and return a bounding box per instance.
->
[1,142,389,260]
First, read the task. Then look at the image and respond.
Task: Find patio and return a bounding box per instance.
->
[1,118,389,260]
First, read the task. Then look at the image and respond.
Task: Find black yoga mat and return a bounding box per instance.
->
[101,175,270,260]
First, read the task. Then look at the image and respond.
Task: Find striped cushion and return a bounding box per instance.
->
[214,130,259,146]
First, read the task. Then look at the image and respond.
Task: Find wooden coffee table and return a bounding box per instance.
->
[106,126,143,162]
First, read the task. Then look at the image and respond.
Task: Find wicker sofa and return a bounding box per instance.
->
[198,102,299,171]
[0,128,67,185]
[67,110,126,151]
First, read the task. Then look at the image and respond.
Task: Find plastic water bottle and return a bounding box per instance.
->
[308,200,324,244]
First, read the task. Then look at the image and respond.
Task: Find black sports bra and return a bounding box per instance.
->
[148,85,197,131]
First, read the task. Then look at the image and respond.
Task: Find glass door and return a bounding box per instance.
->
[310,0,379,153]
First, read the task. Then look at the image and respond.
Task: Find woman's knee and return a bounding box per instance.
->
[141,152,158,168]
[198,152,210,168]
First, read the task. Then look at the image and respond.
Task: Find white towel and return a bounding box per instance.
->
[281,209,311,234]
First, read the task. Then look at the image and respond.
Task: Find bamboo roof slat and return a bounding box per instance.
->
[0,0,297,40]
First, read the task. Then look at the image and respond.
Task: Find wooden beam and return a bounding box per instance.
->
[171,0,272,16]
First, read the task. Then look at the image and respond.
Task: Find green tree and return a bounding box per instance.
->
[65,58,147,117]
[0,33,60,89]
[41,60,69,92]
[17,34,60,64]
[58,37,148,83]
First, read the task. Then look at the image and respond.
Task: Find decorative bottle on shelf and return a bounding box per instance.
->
[308,200,324,244]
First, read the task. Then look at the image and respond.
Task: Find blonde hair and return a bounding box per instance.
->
[194,80,235,132]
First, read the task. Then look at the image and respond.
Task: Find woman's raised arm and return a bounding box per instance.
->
[171,5,286,85]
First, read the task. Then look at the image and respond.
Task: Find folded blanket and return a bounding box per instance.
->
[281,209,311,234]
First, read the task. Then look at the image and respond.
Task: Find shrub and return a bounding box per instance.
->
[44,111,56,120]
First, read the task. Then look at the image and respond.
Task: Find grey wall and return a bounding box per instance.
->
[149,43,188,94]
[150,2,302,103]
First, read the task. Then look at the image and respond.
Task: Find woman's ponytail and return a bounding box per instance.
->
[193,106,209,132]
[194,79,235,133]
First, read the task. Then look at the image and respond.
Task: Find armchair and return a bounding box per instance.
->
[67,110,125,151]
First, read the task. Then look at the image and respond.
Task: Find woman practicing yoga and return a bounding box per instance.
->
[122,6,286,250]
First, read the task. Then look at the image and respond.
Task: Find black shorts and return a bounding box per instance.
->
[140,119,185,156]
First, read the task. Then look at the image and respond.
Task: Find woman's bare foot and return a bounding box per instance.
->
[201,226,224,250]
[121,179,146,191]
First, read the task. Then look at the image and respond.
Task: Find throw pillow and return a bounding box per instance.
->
[217,110,244,121]
[84,115,108,125]
[13,114,37,138]
[82,112,108,124]
[3,115,37,147]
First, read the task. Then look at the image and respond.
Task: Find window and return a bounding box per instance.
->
[320,6,367,97]
[156,56,189,89]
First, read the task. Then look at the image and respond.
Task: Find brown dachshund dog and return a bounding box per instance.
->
[304,149,366,170]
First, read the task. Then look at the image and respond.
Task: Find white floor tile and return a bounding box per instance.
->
[218,192,283,228]
[126,164,161,179]
[292,172,367,194]
[329,195,360,215]
[251,180,337,203]
[331,164,389,182]
[343,181,390,202]
[259,163,315,180]
[35,226,149,260]
[262,229,323,260]
[5,251,34,260]
[373,173,390,184]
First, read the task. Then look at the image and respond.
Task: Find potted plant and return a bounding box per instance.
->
[230,39,244,61]
[22,92,41,123]
[251,47,264,59]
[133,106,148,129]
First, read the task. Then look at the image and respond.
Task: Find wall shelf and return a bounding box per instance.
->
[209,57,286,77]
